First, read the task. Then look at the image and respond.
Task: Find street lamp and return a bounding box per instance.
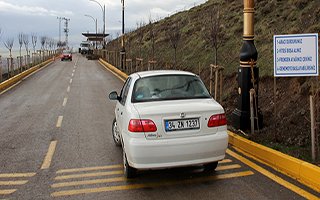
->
[57,17,62,48]
[120,0,126,70]
[89,0,105,47]
[84,14,98,49]
[232,0,262,130]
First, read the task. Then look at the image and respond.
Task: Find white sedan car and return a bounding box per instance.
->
[109,70,228,178]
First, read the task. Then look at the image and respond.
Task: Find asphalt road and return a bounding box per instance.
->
[0,54,318,199]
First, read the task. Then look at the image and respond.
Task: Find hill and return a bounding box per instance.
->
[107,0,319,76]
[106,0,320,164]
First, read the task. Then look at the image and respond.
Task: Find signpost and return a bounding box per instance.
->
[274,33,319,161]
[274,33,318,77]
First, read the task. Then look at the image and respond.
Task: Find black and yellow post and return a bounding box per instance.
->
[232,0,263,130]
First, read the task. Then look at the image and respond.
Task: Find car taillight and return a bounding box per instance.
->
[207,114,227,127]
[128,119,157,132]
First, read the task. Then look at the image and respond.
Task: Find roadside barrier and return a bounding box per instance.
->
[0,58,54,92]
[228,131,320,192]
[99,58,128,80]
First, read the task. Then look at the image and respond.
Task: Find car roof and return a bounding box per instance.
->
[133,70,196,78]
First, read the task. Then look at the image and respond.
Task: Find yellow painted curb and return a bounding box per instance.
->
[0,59,53,92]
[99,58,128,80]
[228,131,320,192]
[98,58,320,193]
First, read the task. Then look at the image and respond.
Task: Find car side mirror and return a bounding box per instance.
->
[109,91,120,101]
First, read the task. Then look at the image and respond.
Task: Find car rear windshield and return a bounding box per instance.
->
[132,75,211,103]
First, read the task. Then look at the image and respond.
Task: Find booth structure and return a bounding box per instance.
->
[81,32,109,49]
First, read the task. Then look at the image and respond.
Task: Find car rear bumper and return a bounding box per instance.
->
[124,131,228,169]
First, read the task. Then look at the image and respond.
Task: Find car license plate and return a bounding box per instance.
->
[165,118,200,132]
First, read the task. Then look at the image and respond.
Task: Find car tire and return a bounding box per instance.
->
[203,161,218,172]
[123,150,136,178]
[112,118,121,146]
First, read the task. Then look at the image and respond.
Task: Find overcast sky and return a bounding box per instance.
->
[0,0,207,53]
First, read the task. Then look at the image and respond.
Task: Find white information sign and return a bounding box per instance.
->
[274,33,318,77]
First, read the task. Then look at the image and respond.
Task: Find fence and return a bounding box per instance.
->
[310,78,320,161]
[0,50,57,83]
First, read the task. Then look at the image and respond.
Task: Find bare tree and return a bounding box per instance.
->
[49,39,55,56]
[18,32,24,72]
[4,38,14,77]
[40,36,47,61]
[49,39,54,50]
[166,22,181,68]
[116,32,121,50]
[202,6,225,65]
[126,34,132,58]
[31,33,37,53]
[23,34,30,69]
[57,41,66,48]
[18,32,24,57]
[23,34,29,56]
[136,20,145,58]
[45,37,50,50]
[40,36,47,50]
[149,17,156,60]
[4,38,14,58]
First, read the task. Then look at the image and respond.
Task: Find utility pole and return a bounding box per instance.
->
[62,17,70,48]
[232,0,263,130]
[120,0,126,70]
[103,4,106,48]
[57,17,62,46]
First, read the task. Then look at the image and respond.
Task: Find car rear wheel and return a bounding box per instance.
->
[203,161,218,172]
[112,118,121,146]
[123,150,136,178]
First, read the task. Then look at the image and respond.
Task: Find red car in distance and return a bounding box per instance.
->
[61,50,72,61]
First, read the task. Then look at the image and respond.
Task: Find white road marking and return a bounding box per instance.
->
[69,79,73,84]
[62,98,68,107]
[75,57,79,66]
[56,116,63,128]
[67,86,70,93]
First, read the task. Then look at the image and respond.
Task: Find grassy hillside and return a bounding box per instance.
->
[107,0,320,77]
